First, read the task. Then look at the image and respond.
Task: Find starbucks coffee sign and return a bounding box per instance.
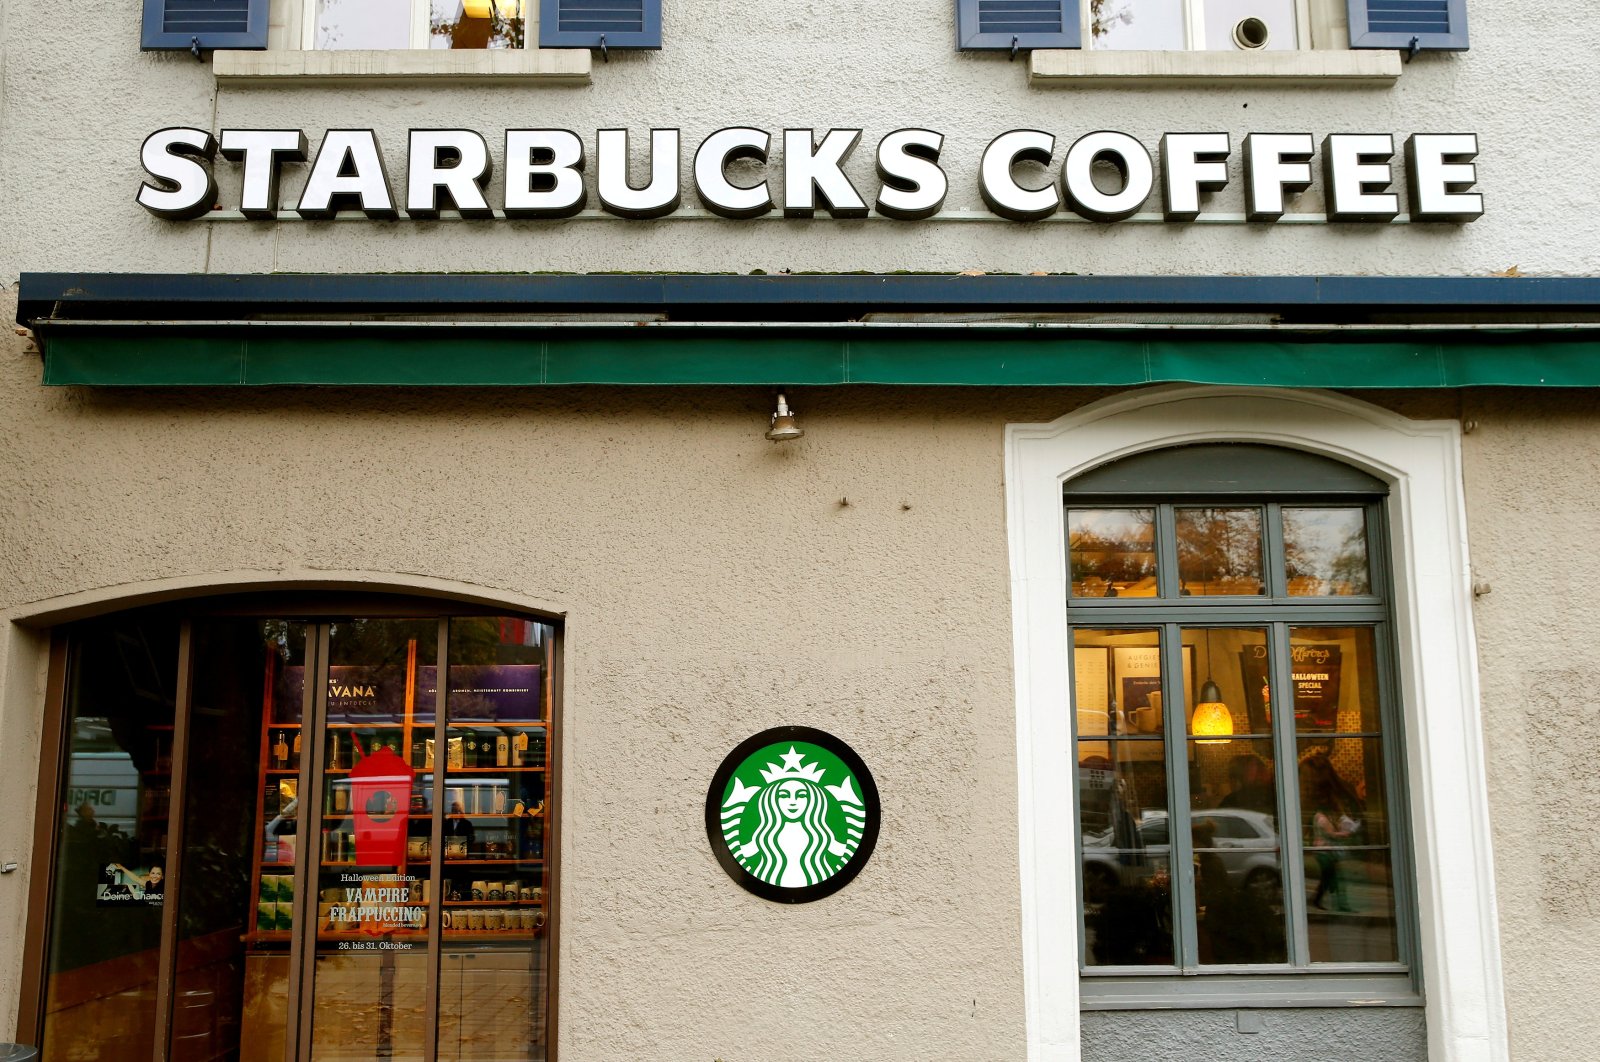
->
[705,727,880,903]
[135,126,1484,224]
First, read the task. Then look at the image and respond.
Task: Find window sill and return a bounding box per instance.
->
[1080,972,1422,1010]
[213,48,592,83]
[1029,49,1401,86]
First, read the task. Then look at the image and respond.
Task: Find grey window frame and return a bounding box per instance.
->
[1065,445,1421,1010]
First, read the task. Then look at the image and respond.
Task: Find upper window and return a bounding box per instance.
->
[141,0,661,51]
[1064,444,1417,1004]
[308,0,525,50]
[955,0,1467,53]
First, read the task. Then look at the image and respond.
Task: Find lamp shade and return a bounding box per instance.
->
[1191,680,1234,744]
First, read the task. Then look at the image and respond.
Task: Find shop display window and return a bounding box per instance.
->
[27,600,558,1062]
[1064,444,1415,1002]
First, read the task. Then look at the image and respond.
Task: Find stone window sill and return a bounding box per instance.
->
[1029,49,1400,85]
[213,48,591,83]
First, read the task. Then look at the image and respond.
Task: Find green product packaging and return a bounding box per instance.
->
[276,902,294,932]
[257,902,277,933]
[277,873,294,904]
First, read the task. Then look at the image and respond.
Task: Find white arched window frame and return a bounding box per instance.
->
[1004,386,1507,1062]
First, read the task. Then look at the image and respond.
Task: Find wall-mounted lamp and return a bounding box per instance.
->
[765,392,804,442]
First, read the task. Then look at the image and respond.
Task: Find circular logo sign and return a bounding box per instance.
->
[705,727,880,903]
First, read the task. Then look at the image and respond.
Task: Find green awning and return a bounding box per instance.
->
[37,325,1600,387]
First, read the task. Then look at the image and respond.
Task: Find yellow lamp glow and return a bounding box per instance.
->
[461,0,520,19]
[1191,680,1234,744]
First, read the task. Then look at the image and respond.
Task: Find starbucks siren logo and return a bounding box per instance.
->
[706,728,880,903]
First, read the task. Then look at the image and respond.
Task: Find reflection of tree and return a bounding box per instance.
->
[1177,508,1262,593]
[1070,524,1156,591]
[431,0,523,49]
[1090,0,1134,39]
[1284,514,1368,594]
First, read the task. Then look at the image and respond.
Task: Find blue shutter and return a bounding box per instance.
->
[539,0,662,48]
[1347,0,1467,51]
[141,0,266,49]
[957,0,1079,51]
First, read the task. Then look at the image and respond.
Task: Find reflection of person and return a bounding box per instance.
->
[444,798,476,851]
[1310,794,1355,912]
[1303,752,1362,914]
[750,779,845,888]
[1218,755,1275,816]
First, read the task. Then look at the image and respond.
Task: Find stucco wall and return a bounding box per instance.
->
[0,0,1595,281]
[1458,391,1600,1062]
[0,289,1080,1057]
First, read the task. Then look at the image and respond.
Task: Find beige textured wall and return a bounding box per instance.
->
[6,289,1600,1060]
[0,287,1100,1057]
[1457,391,1600,1062]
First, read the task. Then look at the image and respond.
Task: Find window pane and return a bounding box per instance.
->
[1298,737,1391,848]
[42,616,180,1061]
[1091,0,1187,49]
[314,0,412,50]
[430,0,523,48]
[1181,627,1270,738]
[1283,507,1371,596]
[1069,509,1157,598]
[1189,740,1286,965]
[1291,626,1382,733]
[1176,507,1264,596]
[436,616,553,1061]
[1082,852,1175,966]
[177,620,308,1062]
[309,618,439,1061]
[1189,738,1276,818]
[1073,628,1166,738]
[1074,627,1174,968]
[1304,848,1399,962]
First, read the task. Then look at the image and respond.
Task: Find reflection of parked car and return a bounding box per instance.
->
[1083,809,1281,904]
[1192,809,1281,901]
[1081,816,1170,904]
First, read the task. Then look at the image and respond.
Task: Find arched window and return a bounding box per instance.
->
[1064,444,1415,1002]
[23,593,560,1061]
[1004,388,1506,1060]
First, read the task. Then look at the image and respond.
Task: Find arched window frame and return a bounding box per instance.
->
[1004,387,1508,1062]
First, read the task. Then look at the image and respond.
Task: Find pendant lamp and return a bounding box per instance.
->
[1192,631,1234,744]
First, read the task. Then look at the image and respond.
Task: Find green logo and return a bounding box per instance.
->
[706,728,879,903]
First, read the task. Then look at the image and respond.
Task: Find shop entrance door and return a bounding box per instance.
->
[33,606,555,1062]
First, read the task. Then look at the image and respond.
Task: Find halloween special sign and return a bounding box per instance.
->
[706,727,880,903]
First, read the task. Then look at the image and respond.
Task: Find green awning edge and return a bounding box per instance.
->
[37,326,1600,388]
